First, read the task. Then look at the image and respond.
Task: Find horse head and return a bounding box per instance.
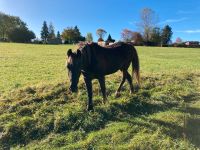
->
[66,49,82,92]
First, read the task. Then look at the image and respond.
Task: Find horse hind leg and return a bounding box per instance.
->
[126,71,134,94]
[115,71,126,98]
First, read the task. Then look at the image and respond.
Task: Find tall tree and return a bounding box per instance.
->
[56,31,62,44]
[62,27,74,44]
[106,34,115,43]
[41,21,49,43]
[161,25,173,46]
[74,26,81,43]
[96,28,107,41]
[48,22,55,40]
[56,31,61,39]
[138,8,158,42]
[150,27,161,46]
[86,32,93,43]
[121,29,134,42]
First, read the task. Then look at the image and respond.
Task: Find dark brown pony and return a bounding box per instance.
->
[66,42,140,111]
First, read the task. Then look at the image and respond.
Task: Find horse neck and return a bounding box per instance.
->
[80,47,91,71]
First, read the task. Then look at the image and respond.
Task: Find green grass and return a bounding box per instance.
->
[0,43,74,93]
[0,43,200,149]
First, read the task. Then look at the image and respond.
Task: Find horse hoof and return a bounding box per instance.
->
[115,92,121,98]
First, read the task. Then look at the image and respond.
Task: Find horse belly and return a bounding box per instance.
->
[93,50,131,75]
[98,59,124,75]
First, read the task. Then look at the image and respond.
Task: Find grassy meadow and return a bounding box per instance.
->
[0,43,200,149]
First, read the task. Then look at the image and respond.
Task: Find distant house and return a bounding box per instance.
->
[98,41,115,47]
[108,42,115,46]
[97,38,106,47]
[98,41,106,47]
[185,41,199,46]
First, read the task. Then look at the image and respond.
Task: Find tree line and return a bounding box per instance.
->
[121,8,173,46]
[0,11,114,45]
[2,8,196,47]
[121,25,172,46]
[40,22,116,44]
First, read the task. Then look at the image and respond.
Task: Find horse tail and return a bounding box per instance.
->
[131,46,140,87]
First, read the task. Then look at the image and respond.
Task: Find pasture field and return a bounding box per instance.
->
[0,43,200,149]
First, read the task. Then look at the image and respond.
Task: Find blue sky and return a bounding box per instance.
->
[1,0,200,42]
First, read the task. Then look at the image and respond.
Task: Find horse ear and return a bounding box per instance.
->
[77,50,81,58]
[67,49,72,56]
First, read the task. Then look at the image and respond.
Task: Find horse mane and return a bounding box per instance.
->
[80,43,94,67]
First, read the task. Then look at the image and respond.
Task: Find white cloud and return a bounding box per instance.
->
[177,10,195,14]
[159,17,188,25]
[175,29,200,34]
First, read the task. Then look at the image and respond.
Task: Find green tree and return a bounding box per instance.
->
[161,25,173,46]
[57,31,61,39]
[61,26,84,44]
[106,34,115,43]
[74,26,81,43]
[0,13,11,40]
[41,21,49,43]
[62,27,75,44]
[150,27,161,46]
[48,22,55,40]
[8,27,35,43]
[0,12,27,41]
[56,31,62,44]
[96,28,107,41]
[86,33,93,43]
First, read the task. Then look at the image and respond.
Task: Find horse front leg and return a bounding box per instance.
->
[84,77,93,111]
[98,76,107,104]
